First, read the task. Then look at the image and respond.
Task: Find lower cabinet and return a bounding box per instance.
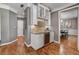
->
[31,33,44,50]
[31,32,54,50]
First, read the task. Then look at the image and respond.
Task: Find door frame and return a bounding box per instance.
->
[17,17,24,36]
[58,5,79,50]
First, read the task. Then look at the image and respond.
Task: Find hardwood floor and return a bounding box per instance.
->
[0,36,79,55]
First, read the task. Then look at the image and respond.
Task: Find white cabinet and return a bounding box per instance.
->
[37,5,44,18]
[37,4,49,19]
[37,4,50,26]
[31,33,44,50]
[31,4,51,26]
[44,9,49,20]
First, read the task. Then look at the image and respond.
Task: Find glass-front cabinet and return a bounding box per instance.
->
[37,4,50,26]
[37,5,44,19]
[31,3,51,30]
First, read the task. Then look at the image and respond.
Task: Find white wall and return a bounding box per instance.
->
[60,19,78,35]
[78,7,79,50]
[60,8,78,36]
[0,4,17,14]
[17,20,23,36]
[61,8,77,19]
[0,15,1,40]
[51,11,60,43]
[68,29,77,35]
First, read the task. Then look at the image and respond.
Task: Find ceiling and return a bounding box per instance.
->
[4,3,76,16]
[61,8,78,19]
[42,3,76,12]
[5,3,27,11]
[4,3,28,17]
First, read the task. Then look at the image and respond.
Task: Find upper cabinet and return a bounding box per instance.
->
[31,4,51,26]
[37,4,50,20]
[37,4,50,26]
[37,5,44,19]
[44,9,49,20]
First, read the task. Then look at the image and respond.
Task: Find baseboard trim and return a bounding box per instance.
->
[54,40,60,44]
[24,42,31,47]
[0,40,16,46]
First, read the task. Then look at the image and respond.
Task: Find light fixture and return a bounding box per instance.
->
[20,4,24,8]
[60,19,63,23]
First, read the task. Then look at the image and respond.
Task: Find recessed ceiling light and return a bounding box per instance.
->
[20,4,24,8]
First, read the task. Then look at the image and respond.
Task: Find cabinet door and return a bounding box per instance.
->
[31,34,44,50]
[44,9,50,26]
[44,9,49,20]
[37,5,44,18]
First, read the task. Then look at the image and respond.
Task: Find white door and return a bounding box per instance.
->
[17,20,23,36]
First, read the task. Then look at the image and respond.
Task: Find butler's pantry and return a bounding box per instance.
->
[24,3,53,50]
[0,3,79,55]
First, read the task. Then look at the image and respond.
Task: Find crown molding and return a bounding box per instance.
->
[51,3,76,13]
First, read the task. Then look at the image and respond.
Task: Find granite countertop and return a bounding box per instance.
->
[31,30,51,34]
[31,25,51,34]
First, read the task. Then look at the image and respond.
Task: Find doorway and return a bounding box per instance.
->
[59,7,78,50]
[0,15,1,43]
[17,18,24,47]
[17,19,24,36]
